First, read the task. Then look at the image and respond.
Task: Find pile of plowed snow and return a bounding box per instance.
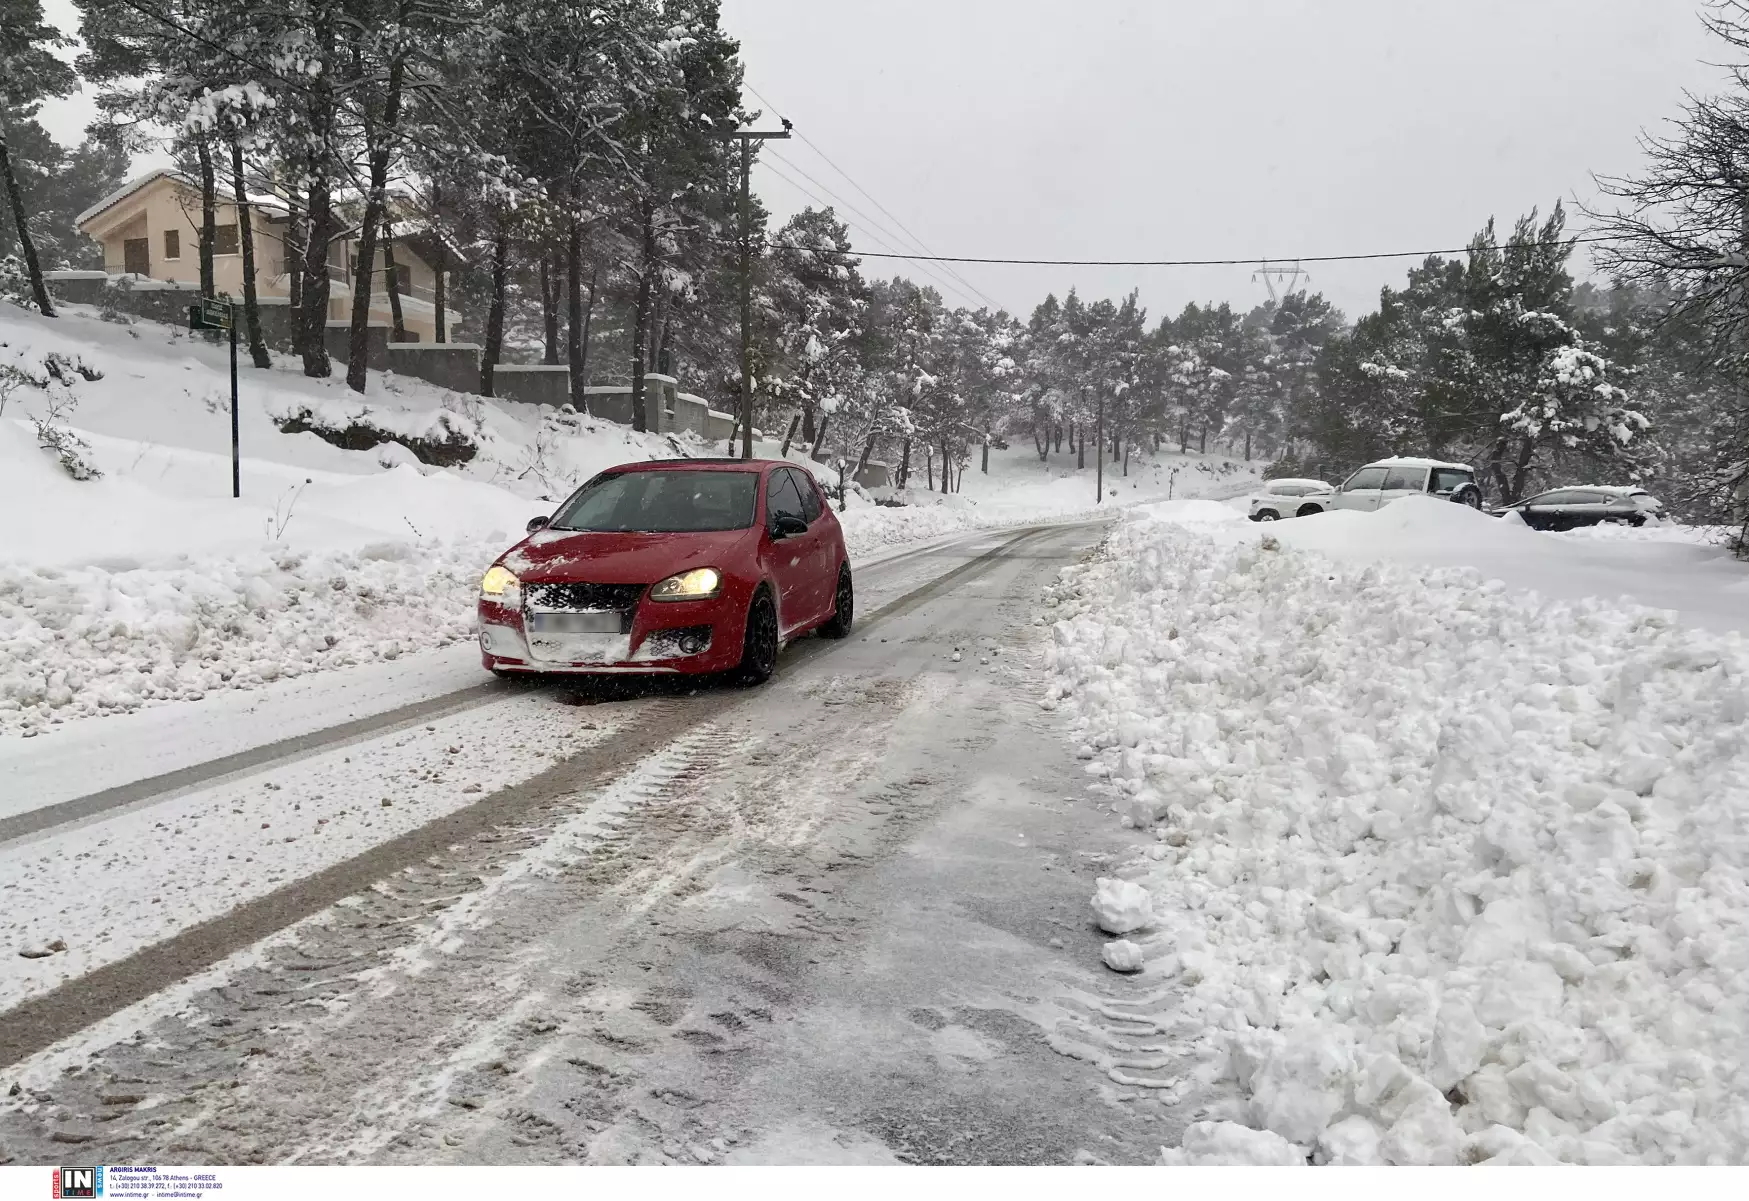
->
[1045,504,1749,1164]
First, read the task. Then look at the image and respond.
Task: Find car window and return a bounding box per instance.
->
[1344,467,1387,490]
[549,470,757,532]
[1532,490,1579,505]
[1429,468,1472,495]
[767,470,806,525]
[789,469,823,521]
[1383,466,1427,492]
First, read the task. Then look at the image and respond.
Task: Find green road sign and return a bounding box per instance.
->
[188,298,233,331]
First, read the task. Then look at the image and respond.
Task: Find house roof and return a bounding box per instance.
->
[75,168,180,228]
[77,167,295,230]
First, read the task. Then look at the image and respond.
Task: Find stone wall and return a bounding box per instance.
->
[671,393,709,436]
[494,364,571,408]
[584,385,634,425]
[324,321,390,371]
[854,459,894,490]
[388,343,481,393]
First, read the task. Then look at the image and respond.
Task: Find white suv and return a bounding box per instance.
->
[1328,457,1481,511]
[1247,478,1336,521]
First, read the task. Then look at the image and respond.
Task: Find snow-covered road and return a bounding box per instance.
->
[0,519,1197,1165]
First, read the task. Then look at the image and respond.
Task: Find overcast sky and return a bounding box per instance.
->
[41,0,1726,325]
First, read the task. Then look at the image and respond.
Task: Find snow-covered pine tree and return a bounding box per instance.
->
[0,0,76,316]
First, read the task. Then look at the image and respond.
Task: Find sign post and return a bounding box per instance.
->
[190,298,240,497]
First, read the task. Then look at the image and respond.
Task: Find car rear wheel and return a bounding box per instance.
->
[734,589,779,686]
[818,564,853,638]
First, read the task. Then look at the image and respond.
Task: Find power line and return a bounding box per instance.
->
[742,234,1624,268]
[758,147,995,308]
[744,82,1002,309]
[754,156,989,309]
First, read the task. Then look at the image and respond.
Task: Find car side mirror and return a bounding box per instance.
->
[770,514,808,539]
[526,515,551,533]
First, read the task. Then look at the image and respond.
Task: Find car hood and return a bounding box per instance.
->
[502,527,755,584]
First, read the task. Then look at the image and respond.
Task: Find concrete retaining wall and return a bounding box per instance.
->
[494,364,571,408]
[584,385,634,424]
[705,409,737,442]
[854,459,894,490]
[671,393,710,436]
[324,321,390,371]
[389,343,481,393]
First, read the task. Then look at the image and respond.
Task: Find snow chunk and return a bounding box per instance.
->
[1160,1122,1307,1165]
[1090,877,1153,935]
[1101,938,1145,972]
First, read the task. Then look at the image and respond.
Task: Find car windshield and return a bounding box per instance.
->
[549,470,757,533]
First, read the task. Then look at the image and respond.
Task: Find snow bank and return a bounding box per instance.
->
[0,536,497,735]
[1047,513,1749,1164]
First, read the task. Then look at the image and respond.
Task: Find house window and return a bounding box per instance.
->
[163,229,181,260]
[213,223,240,256]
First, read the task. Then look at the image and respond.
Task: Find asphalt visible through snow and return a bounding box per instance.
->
[0,519,1203,1165]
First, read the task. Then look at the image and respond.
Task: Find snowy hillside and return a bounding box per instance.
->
[1048,498,1749,1165]
[0,304,1257,735]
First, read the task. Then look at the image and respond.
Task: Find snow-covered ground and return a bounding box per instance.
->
[1047,496,1749,1164]
[1,303,1256,736]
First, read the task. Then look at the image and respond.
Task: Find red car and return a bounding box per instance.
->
[477,459,852,684]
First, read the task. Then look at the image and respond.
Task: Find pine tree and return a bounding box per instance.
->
[0,0,76,316]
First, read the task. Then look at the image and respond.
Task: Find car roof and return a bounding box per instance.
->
[605,457,787,473]
[1362,456,1473,472]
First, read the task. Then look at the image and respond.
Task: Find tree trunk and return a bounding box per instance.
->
[941,441,950,494]
[780,413,800,457]
[566,219,586,407]
[1199,424,1208,453]
[344,60,404,394]
[925,447,934,491]
[628,202,656,433]
[1123,440,1130,476]
[1076,422,1085,470]
[982,436,990,473]
[1054,423,1063,453]
[540,251,560,364]
[382,221,407,342]
[1178,419,1189,453]
[1244,429,1252,460]
[857,435,875,472]
[298,168,334,377]
[286,203,303,313]
[802,403,817,445]
[197,140,216,300]
[431,184,445,343]
[0,127,54,317]
[654,294,675,376]
[571,255,598,409]
[813,412,830,458]
[229,142,270,368]
[898,438,911,489]
[480,221,509,397]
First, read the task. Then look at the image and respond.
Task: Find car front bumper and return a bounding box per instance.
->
[477,592,745,675]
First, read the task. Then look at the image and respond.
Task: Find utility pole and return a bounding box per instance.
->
[714,121,791,459]
[1095,389,1104,504]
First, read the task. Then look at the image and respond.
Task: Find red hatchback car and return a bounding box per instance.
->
[477,459,852,684]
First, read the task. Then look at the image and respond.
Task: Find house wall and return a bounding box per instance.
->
[80,175,460,346]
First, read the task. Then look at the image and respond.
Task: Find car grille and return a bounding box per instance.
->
[524,582,647,612]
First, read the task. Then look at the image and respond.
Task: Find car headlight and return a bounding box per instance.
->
[480,565,520,598]
[650,567,722,601]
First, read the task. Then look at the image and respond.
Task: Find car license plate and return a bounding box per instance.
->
[529,610,622,634]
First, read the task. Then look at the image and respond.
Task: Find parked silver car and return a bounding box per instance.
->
[1247,477,1336,521]
[1492,485,1663,530]
[1327,457,1482,511]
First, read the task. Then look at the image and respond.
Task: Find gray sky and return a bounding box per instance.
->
[41,0,1725,324]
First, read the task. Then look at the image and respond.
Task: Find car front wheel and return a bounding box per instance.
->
[1254,510,1279,522]
[734,589,780,686]
[1296,503,1323,518]
[1452,486,1482,508]
[818,564,853,638]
